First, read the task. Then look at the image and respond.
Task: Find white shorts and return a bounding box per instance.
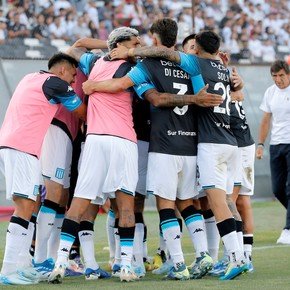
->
[40,125,73,188]
[146,152,198,201]
[136,140,149,196]
[74,135,138,205]
[0,148,41,201]
[197,143,239,194]
[234,144,255,196]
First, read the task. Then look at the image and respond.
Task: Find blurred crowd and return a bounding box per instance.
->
[0,0,289,63]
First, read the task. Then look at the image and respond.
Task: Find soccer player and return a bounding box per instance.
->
[105,30,247,280]
[33,68,87,280]
[82,19,224,280]
[182,33,220,264]
[131,96,151,276]
[230,91,255,272]
[48,27,142,284]
[0,53,86,285]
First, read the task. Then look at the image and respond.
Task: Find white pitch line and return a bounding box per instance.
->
[96,244,289,264]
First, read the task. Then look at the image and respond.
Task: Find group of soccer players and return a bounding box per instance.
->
[0,17,255,285]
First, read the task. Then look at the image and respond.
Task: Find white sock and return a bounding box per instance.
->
[204,216,220,262]
[47,213,64,261]
[143,225,148,260]
[114,222,121,265]
[1,217,29,275]
[243,234,253,262]
[184,213,208,258]
[34,204,56,263]
[235,220,244,253]
[158,229,167,254]
[133,223,144,266]
[217,218,243,263]
[79,223,99,270]
[119,227,135,268]
[161,218,184,267]
[18,220,35,268]
[106,210,115,261]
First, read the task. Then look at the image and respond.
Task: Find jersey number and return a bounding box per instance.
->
[213,82,231,115]
[173,82,188,116]
[234,101,245,119]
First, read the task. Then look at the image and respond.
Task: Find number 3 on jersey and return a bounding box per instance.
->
[213,82,231,115]
[173,82,188,116]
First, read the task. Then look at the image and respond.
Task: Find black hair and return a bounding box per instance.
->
[149,18,178,48]
[195,30,221,54]
[270,60,289,74]
[48,52,78,70]
[182,33,196,48]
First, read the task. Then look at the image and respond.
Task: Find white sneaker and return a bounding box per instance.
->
[277,229,290,245]
[0,272,38,285]
[48,263,67,284]
[119,265,139,282]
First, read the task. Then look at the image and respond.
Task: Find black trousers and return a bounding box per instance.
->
[270,144,290,229]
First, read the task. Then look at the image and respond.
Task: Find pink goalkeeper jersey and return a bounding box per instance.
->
[54,69,87,140]
[87,57,136,143]
[0,72,81,158]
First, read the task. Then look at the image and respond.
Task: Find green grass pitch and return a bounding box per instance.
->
[0,201,289,289]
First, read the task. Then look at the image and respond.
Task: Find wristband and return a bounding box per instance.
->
[257,143,264,148]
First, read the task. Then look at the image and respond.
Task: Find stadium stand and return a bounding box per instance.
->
[0,0,289,62]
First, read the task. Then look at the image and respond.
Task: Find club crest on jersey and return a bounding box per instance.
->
[67,86,73,92]
[55,168,65,179]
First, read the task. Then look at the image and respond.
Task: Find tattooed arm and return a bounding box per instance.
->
[110,44,181,64]
[144,85,222,108]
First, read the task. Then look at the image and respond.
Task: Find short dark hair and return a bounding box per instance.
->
[195,30,221,54]
[150,18,178,48]
[270,60,289,74]
[182,33,196,48]
[48,52,78,70]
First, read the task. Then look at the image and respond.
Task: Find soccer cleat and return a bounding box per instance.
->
[85,267,111,280]
[33,258,55,281]
[153,250,166,269]
[17,267,40,282]
[143,258,153,271]
[0,272,38,285]
[152,259,173,275]
[111,264,121,277]
[166,263,190,280]
[208,257,229,277]
[119,265,139,282]
[247,262,254,273]
[188,252,213,279]
[133,263,146,278]
[48,263,67,284]
[276,229,290,245]
[219,260,248,280]
[65,258,84,277]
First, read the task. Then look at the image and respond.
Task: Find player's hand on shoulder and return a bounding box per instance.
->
[110,44,129,60]
[231,67,243,88]
[195,84,223,107]
[82,80,97,95]
[218,51,230,67]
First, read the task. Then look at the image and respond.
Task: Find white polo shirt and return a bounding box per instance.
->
[260,84,290,145]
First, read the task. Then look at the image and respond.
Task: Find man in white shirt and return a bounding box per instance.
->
[256,60,290,244]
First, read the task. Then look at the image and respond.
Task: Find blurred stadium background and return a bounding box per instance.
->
[0,0,289,206]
